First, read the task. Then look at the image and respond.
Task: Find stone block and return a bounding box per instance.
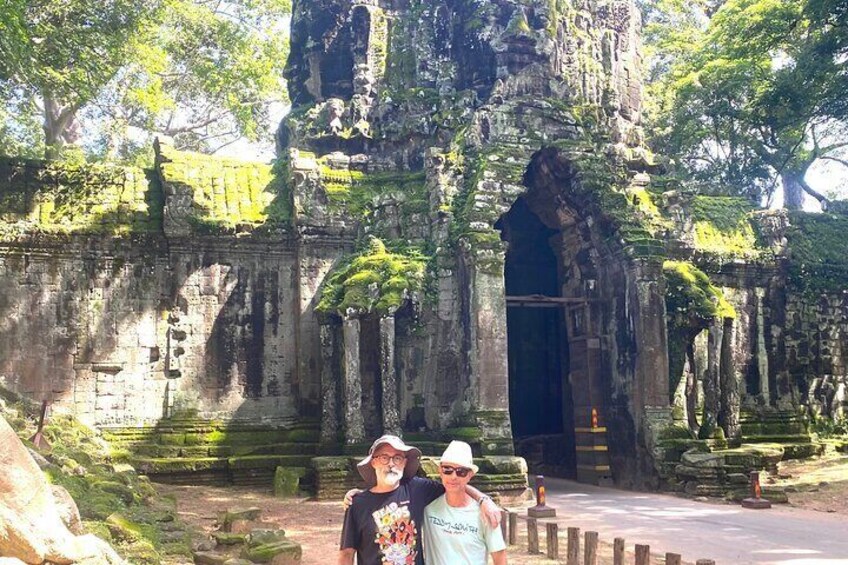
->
[193,551,229,565]
[212,532,247,546]
[243,540,301,564]
[247,529,288,547]
[273,467,306,497]
[218,507,262,532]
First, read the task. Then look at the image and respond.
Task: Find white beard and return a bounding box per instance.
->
[382,470,402,487]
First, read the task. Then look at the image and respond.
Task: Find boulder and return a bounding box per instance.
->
[0,415,127,564]
[52,485,84,535]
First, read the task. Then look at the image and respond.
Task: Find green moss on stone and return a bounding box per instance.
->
[0,156,162,238]
[664,260,736,323]
[784,211,848,294]
[156,143,284,232]
[316,237,426,316]
[690,196,762,258]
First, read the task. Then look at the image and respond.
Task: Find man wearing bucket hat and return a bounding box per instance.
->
[422,440,507,564]
[339,434,500,565]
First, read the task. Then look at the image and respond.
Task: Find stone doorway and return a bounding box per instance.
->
[497,197,578,478]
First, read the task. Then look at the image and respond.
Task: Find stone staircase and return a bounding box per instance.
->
[311,453,531,502]
[102,418,320,488]
[104,421,530,501]
[740,410,824,459]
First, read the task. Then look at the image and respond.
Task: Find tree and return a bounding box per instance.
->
[647,0,848,209]
[0,0,291,161]
[0,0,162,158]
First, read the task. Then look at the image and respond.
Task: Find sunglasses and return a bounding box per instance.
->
[440,465,471,478]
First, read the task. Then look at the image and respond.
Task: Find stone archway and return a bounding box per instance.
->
[479,147,672,486]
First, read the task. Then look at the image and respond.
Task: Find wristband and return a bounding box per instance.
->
[478,495,492,505]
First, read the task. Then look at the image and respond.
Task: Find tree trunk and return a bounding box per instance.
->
[782,171,805,211]
[42,96,78,159]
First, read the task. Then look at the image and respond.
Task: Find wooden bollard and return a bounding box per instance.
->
[635,544,651,565]
[508,512,518,545]
[566,526,580,565]
[665,553,682,565]
[500,509,508,541]
[584,531,599,565]
[546,522,559,559]
[613,538,625,565]
[695,560,716,565]
[527,517,539,554]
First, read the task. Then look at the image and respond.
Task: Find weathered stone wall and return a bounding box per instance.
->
[779,291,848,415]
[0,237,306,426]
[0,149,316,428]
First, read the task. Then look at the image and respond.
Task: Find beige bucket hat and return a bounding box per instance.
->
[357,434,422,487]
[438,440,479,474]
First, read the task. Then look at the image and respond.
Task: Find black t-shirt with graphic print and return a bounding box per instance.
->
[340,476,445,565]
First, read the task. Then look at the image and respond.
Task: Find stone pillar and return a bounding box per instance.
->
[319,323,339,447]
[719,318,740,439]
[626,261,670,416]
[700,319,723,438]
[342,316,365,444]
[379,315,401,436]
[468,246,514,455]
[755,287,770,400]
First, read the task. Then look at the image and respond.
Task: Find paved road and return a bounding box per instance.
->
[514,478,848,565]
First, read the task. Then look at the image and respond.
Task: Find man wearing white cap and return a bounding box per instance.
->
[423,440,507,564]
[339,434,500,565]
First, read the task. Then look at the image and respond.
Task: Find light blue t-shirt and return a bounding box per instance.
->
[422,495,507,564]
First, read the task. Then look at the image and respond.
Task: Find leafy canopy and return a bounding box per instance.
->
[644,0,848,209]
[0,0,291,161]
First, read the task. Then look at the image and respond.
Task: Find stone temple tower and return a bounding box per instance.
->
[280,0,669,487]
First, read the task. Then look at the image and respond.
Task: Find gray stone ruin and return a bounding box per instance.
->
[1,0,848,497]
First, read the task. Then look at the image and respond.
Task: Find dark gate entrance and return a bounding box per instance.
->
[497,198,576,477]
[498,196,612,483]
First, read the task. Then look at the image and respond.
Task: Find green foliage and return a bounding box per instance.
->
[316,237,427,316]
[810,415,848,439]
[1,0,291,159]
[645,0,848,208]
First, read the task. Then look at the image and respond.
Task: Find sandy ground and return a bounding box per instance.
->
[157,452,848,565]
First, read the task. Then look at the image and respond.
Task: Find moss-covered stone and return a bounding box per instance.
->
[689,196,763,258]
[316,237,427,316]
[274,466,306,497]
[0,156,162,239]
[784,211,848,294]
[155,142,285,233]
[213,531,248,546]
[243,540,302,564]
